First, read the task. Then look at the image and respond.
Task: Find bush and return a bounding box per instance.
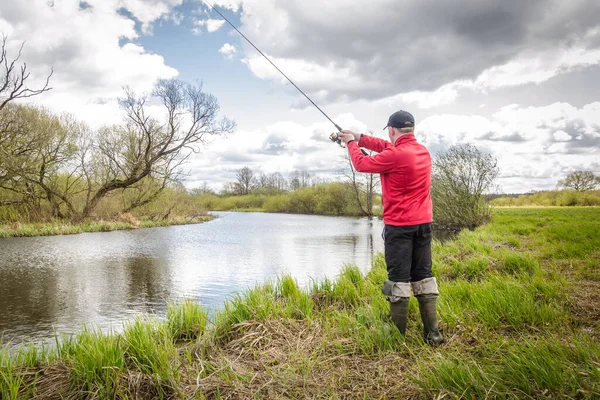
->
[431,144,499,229]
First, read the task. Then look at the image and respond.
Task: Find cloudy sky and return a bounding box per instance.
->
[1,0,599,193]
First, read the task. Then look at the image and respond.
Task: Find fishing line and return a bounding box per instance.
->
[204,1,343,133]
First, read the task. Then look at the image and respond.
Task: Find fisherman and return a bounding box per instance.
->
[338,111,444,346]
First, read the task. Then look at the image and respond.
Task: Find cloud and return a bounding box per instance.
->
[186,112,369,182]
[418,101,600,192]
[192,18,225,34]
[218,43,236,59]
[204,0,600,105]
[0,0,180,127]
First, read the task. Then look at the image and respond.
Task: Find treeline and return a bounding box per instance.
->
[194,182,381,216]
[201,167,326,197]
[492,189,600,207]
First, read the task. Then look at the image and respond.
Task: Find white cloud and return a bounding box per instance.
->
[201,0,600,107]
[0,0,180,127]
[218,43,236,59]
[186,112,369,186]
[193,18,226,34]
[418,102,600,192]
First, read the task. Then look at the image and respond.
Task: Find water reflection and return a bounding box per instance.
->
[0,212,452,345]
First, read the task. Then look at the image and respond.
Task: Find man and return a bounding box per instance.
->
[338,110,443,346]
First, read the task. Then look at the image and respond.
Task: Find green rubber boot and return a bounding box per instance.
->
[382,280,411,336]
[416,294,444,346]
[389,297,409,335]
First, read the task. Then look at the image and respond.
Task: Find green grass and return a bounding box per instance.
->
[0,207,599,398]
[0,215,213,238]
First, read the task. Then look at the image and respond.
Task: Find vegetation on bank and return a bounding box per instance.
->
[492,189,600,207]
[0,214,213,238]
[195,182,382,216]
[1,207,598,399]
[0,185,215,238]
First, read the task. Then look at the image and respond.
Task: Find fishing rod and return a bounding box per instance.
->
[204,1,348,147]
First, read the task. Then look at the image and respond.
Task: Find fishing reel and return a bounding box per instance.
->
[329,132,368,155]
[329,132,344,147]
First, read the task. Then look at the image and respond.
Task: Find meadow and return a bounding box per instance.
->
[1,207,599,399]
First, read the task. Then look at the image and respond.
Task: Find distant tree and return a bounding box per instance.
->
[289,170,313,190]
[257,173,270,190]
[558,171,600,192]
[269,172,288,192]
[235,166,256,195]
[191,182,215,195]
[431,144,499,229]
[220,182,237,196]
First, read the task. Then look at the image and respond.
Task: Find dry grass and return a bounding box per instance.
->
[185,319,420,400]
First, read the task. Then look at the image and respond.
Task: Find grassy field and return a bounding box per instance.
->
[0,215,214,238]
[1,207,599,399]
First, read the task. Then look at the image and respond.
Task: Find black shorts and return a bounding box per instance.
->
[383,223,433,283]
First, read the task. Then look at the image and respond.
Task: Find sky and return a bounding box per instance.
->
[1,0,599,194]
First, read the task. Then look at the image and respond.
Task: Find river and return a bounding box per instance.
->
[0,212,455,346]
[0,212,390,345]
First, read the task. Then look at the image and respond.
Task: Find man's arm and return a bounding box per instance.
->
[358,134,392,153]
[341,130,391,153]
[346,141,396,173]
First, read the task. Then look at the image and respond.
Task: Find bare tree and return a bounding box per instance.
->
[340,149,380,217]
[1,35,53,188]
[0,35,52,111]
[235,166,256,195]
[270,172,288,192]
[431,144,499,229]
[191,181,215,195]
[257,173,270,190]
[76,78,234,219]
[558,170,599,192]
[289,170,313,190]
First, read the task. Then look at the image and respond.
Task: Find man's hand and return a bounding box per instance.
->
[339,130,361,144]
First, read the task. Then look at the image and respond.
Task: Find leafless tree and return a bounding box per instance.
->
[76,78,234,219]
[191,181,215,195]
[1,35,53,188]
[340,149,380,217]
[269,172,288,192]
[0,35,52,111]
[289,170,313,190]
[235,166,256,195]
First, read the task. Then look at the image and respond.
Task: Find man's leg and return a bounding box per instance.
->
[381,225,415,335]
[411,223,444,346]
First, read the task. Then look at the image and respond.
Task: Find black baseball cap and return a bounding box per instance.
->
[384,110,415,130]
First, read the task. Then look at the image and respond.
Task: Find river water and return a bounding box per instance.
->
[0,212,390,345]
[0,212,455,346]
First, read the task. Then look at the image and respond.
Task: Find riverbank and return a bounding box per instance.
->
[0,214,214,238]
[1,207,599,399]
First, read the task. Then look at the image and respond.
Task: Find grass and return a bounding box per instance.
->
[0,215,214,238]
[0,207,599,398]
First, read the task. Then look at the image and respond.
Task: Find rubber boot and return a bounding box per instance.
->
[416,294,444,346]
[389,297,409,335]
[381,280,411,336]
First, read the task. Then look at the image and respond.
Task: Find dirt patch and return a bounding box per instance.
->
[567,279,600,340]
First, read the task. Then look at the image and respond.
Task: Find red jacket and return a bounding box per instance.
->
[347,134,433,226]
